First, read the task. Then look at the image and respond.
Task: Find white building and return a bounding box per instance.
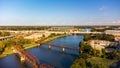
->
[24,33,50,41]
[87,40,111,50]
[105,30,120,36]
[105,30,120,42]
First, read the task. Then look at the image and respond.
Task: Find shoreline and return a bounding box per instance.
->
[0,34,68,59]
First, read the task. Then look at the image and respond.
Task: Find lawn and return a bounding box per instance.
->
[22,42,36,49]
[87,57,117,68]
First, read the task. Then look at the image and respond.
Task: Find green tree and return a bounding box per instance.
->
[0,42,5,53]
[101,49,106,58]
[71,58,86,68]
[79,41,93,55]
[2,32,10,36]
[79,53,89,59]
[2,40,16,47]
[83,34,91,41]
[42,34,45,37]
[0,32,2,36]
[83,34,115,41]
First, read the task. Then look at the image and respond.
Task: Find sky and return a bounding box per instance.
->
[0,0,120,26]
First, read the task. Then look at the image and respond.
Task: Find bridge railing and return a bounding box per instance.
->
[12,46,53,68]
[43,42,79,50]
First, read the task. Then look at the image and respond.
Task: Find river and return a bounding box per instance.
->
[0,35,83,68]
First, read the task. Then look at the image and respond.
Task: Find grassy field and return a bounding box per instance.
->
[87,57,117,68]
[71,57,118,68]
[22,42,36,49]
[43,34,67,42]
[0,47,13,58]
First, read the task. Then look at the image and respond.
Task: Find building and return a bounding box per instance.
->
[82,28,92,32]
[24,33,50,41]
[105,30,120,36]
[87,40,111,50]
[105,30,120,42]
[48,26,76,31]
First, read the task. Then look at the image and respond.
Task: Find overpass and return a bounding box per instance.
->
[69,31,103,34]
[12,46,53,68]
[0,35,15,41]
[42,42,79,52]
[44,31,103,35]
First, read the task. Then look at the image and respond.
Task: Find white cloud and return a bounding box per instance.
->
[99,6,107,11]
[112,20,120,25]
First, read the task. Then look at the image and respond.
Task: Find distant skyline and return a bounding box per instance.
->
[0,0,120,26]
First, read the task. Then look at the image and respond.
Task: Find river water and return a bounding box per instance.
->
[0,35,83,68]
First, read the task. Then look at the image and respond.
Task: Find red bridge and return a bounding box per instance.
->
[12,46,53,68]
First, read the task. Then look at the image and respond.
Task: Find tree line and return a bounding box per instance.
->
[0,32,11,37]
[84,34,115,41]
[0,26,50,30]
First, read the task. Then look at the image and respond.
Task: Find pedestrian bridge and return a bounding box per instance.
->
[41,42,79,52]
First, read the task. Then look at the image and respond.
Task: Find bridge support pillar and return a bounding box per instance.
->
[37,44,40,47]
[48,45,51,49]
[62,48,65,52]
[20,56,25,62]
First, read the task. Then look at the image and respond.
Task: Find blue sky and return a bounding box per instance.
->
[0,0,120,26]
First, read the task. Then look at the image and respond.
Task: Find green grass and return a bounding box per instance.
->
[71,57,117,68]
[22,42,36,49]
[0,47,14,58]
[44,34,67,42]
[71,58,86,68]
[87,57,117,68]
[0,42,37,58]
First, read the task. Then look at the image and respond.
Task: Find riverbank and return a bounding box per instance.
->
[0,42,37,58]
[42,34,67,43]
[71,34,119,68]
[0,35,81,68]
[0,34,68,59]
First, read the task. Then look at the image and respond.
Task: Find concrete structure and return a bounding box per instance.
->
[1,30,103,35]
[24,33,50,41]
[87,40,111,50]
[105,30,120,36]
[48,26,75,31]
[0,35,15,41]
[105,30,120,42]
[82,28,92,32]
[43,42,79,52]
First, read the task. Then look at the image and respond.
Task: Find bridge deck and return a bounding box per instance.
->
[12,46,53,68]
[0,35,15,41]
[44,42,79,50]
